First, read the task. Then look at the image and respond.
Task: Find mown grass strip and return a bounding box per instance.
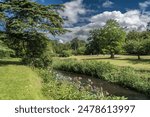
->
[0,59,44,99]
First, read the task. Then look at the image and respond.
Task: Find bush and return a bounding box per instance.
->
[22,54,52,68]
[59,50,72,57]
[0,40,15,58]
[52,59,150,96]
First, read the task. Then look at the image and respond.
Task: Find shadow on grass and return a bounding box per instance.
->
[0,59,22,66]
[82,57,150,64]
[127,59,150,64]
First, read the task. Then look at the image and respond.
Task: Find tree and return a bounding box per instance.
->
[87,19,126,58]
[102,20,126,58]
[0,40,14,58]
[86,29,105,55]
[70,37,86,55]
[70,38,80,51]
[0,0,66,67]
[125,31,150,60]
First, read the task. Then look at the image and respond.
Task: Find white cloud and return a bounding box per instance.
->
[60,0,86,25]
[89,10,150,31]
[139,0,150,11]
[58,10,150,42]
[102,0,114,8]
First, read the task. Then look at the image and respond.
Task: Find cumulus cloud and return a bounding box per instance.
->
[102,0,114,8]
[139,0,150,11]
[58,10,150,42]
[60,0,86,25]
[90,10,150,30]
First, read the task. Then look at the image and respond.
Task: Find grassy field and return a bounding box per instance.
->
[70,55,150,70]
[0,58,44,100]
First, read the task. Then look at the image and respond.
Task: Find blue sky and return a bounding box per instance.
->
[26,0,150,41]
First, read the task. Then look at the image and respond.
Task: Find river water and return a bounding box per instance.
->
[55,71,150,100]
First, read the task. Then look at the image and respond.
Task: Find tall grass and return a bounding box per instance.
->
[37,68,125,100]
[53,58,150,96]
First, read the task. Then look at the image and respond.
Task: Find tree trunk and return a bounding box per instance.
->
[110,53,115,59]
[138,55,141,60]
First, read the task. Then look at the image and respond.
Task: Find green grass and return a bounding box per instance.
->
[0,59,44,100]
[69,55,150,70]
[0,58,124,100]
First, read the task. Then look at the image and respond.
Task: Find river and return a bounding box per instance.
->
[55,70,150,100]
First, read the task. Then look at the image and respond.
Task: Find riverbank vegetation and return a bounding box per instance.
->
[53,58,150,96]
[0,58,124,100]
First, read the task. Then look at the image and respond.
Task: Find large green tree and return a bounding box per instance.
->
[0,0,66,67]
[125,31,150,59]
[87,19,126,58]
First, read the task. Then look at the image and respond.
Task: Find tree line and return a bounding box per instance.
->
[0,0,150,69]
[53,19,150,60]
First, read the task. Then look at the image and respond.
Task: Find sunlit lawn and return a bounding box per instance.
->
[70,55,150,70]
[0,58,44,100]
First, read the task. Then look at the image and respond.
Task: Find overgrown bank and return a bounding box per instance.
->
[52,58,150,96]
[37,68,125,100]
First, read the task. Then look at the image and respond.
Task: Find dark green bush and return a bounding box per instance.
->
[0,40,15,58]
[22,54,52,68]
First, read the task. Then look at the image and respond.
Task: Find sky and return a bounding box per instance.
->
[31,0,150,42]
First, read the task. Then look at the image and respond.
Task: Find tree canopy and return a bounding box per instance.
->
[87,19,126,58]
[125,31,150,59]
[0,0,66,67]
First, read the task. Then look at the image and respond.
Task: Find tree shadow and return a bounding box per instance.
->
[0,59,22,66]
[82,57,150,65]
[127,59,150,65]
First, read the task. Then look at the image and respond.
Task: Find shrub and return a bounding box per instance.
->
[0,40,15,58]
[22,54,52,68]
[59,50,72,57]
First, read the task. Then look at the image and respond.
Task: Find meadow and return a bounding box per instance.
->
[70,55,150,70]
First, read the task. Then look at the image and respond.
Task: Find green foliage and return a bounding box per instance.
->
[38,69,125,100]
[125,31,150,59]
[59,50,72,57]
[87,19,126,58]
[0,40,14,58]
[76,46,86,55]
[0,0,66,68]
[70,38,86,50]
[53,58,150,96]
[0,0,66,34]
[17,33,52,68]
